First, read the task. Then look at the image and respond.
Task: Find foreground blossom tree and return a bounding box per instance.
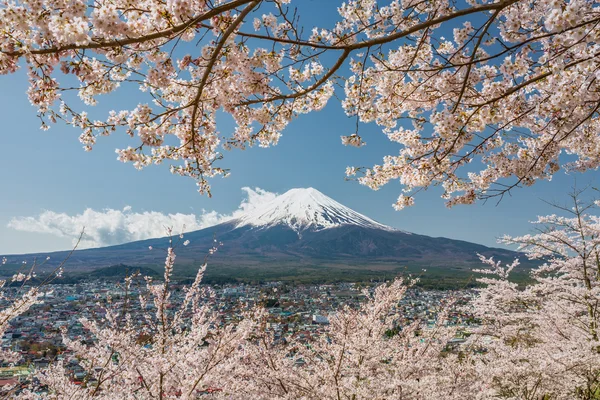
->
[28,252,480,399]
[0,243,79,397]
[226,279,478,399]
[1,0,598,206]
[0,261,44,364]
[32,239,257,399]
[472,188,600,399]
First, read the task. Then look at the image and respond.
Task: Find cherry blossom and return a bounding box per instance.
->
[34,242,258,399]
[226,279,478,399]
[1,0,597,204]
[472,188,600,399]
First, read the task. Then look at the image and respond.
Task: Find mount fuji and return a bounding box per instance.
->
[231,187,397,234]
[2,188,526,285]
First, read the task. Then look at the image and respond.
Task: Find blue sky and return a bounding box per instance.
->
[1,2,598,254]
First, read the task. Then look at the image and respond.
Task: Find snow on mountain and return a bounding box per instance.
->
[231,188,399,234]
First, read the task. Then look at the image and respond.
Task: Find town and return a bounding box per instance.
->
[0,279,479,394]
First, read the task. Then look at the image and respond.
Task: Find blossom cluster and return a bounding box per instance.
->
[2,0,598,204]
[470,190,600,398]
[341,0,600,207]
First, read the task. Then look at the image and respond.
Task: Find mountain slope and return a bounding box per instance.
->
[1,188,526,284]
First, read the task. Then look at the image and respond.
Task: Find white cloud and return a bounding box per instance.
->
[8,187,277,249]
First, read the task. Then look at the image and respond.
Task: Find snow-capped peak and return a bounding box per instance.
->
[232,187,397,234]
